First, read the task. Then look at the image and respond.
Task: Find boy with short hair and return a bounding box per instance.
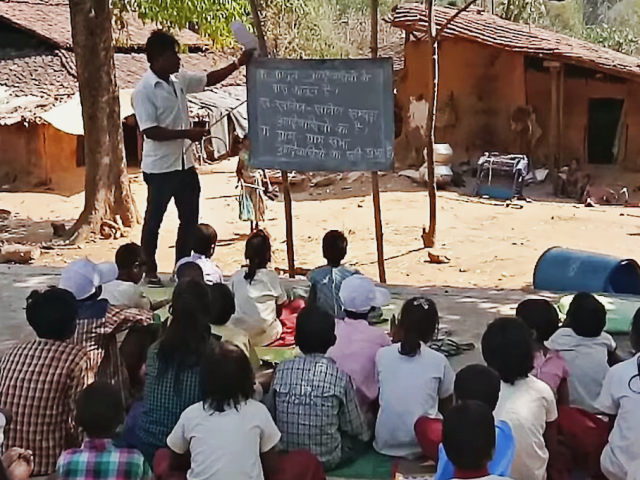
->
[442,402,514,480]
[432,365,516,480]
[327,275,391,411]
[546,292,619,412]
[175,261,205,284]
[0,288,90,476]
[57,382,152,480]
[272,306,370,470]
[101,242,170,311]
[307,230,358,319]
[175,223,223,284]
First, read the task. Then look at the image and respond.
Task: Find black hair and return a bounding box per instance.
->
[207,283,236,326]
[115,242,144,271]
[628,308,640,393]
[442,401,496,471]
[26,287,78,340]
[244,230,271,283]
[76,382,124,438]
[343,309,372,321]
[201,342,255,413]
[193,224,218,257]
[481,317,534,385]
[145,30,179,64]
[565,292,607,338]
[323,230,348,267]
[454,364,501,411]
[120,323,162,397]
[516,298,560,343]
[157,280,211,373]
[176,261,205,283]
[295,306,336,354]
[397,297,439,357]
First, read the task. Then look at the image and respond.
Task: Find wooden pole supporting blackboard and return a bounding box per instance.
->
[247,0,268,56]
[370,0,387,283]
[282,171,296,278]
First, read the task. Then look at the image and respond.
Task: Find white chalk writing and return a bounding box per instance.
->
[260,126,270,136]
[306,134,325,144]
[277,130,297,142]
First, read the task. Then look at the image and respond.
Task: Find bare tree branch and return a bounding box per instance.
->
[435,0,480,42]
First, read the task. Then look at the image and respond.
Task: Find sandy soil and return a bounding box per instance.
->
[2,160,640,290]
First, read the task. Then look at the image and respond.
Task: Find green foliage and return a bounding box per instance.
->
[497,0,547,23]
[581,24,640,54]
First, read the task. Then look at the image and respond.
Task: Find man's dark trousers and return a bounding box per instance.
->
[141,167,200,276]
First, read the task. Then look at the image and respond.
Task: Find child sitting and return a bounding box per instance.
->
[546,292,619,412]
[101,243,170,311]
[595,307,640,480]
[0,288,89,476]
[165,342,325,480]
[433,365,516,480]
[207,282,260,368]
[228,230,301,347]
[482,317,558,480]
[272,306,370,470]
[175,224,223,285]
[327,275,391,412]
[307,230,359,319]
[57,382,152,480]
[442,401,514,480]
[517,299,569,403]
[374,297,454,459]
[175,261,205,284]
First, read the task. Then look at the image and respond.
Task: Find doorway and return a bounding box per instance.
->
[587,98,624,164]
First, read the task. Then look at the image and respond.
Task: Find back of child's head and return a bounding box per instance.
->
[76,381,125,438]
[244,229,271,284]
[26,287,78,340]
[565,292,606,338]
[201,341,255,413]
[193,224,218,257]
[295,306,336,354]
[207,283,236,326]
[454,364,501,411]
[159,280,211,370]
[516,298,560,343]
[176,261,205,284]
[397,297,439,357]
[481,316,534,385]
[115,242,144,271]
[442,401,496,471]
[322,230,348,266]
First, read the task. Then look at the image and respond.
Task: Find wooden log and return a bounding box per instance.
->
[0,245,41,264]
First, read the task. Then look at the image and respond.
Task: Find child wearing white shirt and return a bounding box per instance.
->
[374,297,455,459]
[595,309,640,480]
[228,230,288,346]
[443,401,514,480]
[546,292,621,412]
[482,317,558,480]
[174,224,223,285]
[166,342,324,480]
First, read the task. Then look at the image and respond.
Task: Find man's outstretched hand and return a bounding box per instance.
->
[185,128,208,143]
[238,49,254,67]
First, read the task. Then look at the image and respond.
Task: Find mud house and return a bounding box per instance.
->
[388,4,640,171]
[0,0,246,188]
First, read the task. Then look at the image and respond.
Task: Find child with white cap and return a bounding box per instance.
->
[59,258,153,405]
[327,275,391,413]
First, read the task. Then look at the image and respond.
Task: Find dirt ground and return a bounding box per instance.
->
[2,160,640,290]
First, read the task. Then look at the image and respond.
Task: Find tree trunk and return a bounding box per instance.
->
[423,0,438,248]
[68,0,139,243]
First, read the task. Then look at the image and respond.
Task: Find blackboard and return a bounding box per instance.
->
[247,58,394,172]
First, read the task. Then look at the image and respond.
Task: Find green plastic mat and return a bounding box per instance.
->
[327,448,394,480]
[558,294,640,334]
[255,346,300,364]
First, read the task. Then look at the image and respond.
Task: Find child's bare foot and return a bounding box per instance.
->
[3,448,33,480]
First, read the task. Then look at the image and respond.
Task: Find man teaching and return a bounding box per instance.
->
[133,31,248,284]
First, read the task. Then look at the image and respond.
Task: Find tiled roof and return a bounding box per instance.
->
[0,0,207,49]
[390,4,640,80]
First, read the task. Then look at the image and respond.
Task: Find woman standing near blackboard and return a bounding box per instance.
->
[237,137,271,232]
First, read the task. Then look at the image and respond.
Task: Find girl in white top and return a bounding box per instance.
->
[228,230,287,346]
[482,317,558,480]
[167,342,281,480]
[595,310,640,480]
[374,297,455,458]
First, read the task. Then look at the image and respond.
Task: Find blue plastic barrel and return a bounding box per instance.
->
[533,247,640,295]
